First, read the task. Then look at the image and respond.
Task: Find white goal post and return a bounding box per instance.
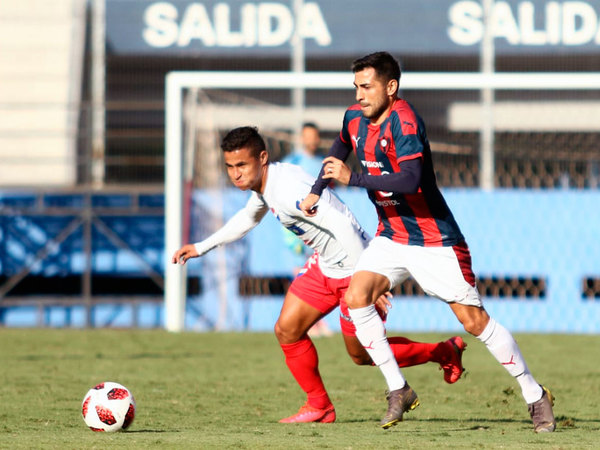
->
[164,70,600,332]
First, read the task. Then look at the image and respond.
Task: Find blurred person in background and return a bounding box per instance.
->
[282,122,332,337]
[282,122,324,179]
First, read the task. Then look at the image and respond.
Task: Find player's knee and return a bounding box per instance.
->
[459,311,489,336]
[274,320,291,342]
[345,288,368,309]
[273,321,283,340]
[274,319,303,343]
[461,318,478,336]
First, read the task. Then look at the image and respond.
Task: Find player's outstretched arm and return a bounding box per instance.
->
[171,196,269,265]
[171,244,199,265]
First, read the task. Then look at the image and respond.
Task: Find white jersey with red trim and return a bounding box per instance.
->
[194,162,369,278]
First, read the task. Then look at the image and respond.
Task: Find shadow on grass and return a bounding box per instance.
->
[125,429,177,433]
[128,352,197,359]
[13,351,202,361]
[342,415,600,430]
[15,354,85,361]
[343,417,530,425]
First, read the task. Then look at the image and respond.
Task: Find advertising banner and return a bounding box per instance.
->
[107,0,600,56]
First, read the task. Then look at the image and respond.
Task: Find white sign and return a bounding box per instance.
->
[143,1,332,48]
[449,1,600,46]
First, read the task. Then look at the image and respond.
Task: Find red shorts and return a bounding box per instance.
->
[288,254,385,336]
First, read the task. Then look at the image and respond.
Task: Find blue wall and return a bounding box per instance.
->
[190,188,600,334]
[2,189,599,333]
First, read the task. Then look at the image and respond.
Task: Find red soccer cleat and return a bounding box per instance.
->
[440,336,467,384]
[279,403,336,423]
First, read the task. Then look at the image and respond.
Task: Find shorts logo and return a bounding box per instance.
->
[306,253,318,268]
[297,253,318,278]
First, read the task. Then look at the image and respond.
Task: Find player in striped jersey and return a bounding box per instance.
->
[172,126,466,425]
[300,52,555,432]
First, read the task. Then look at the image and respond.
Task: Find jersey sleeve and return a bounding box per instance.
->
[348,158,422,193]
[193,193,268,256]
[339,108,353,145]
[309,138,352,196]
[390,106,424,162]
[308,108,356,196]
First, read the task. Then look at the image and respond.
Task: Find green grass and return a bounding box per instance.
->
[0,329,598,449]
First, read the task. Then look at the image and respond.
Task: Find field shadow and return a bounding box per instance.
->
[126,429,177,433]
[343,417,529,426]
[127,352,197,359]
[14,354,84,361]
[12,351,201,361]
[343,415,600,430]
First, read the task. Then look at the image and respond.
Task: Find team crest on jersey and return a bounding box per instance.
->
[379,136,391,153]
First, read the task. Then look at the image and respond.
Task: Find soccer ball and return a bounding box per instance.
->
[81,382,136,432]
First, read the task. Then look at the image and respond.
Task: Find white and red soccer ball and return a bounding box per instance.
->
[81,382,136,432]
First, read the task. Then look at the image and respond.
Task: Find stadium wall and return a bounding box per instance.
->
[190,188,600,334]
[2,189,598,333]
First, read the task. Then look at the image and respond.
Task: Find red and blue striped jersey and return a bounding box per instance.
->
[340,99,464,247]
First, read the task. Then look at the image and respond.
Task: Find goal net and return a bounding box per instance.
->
[164,70,600,332]
[165,72,355,331]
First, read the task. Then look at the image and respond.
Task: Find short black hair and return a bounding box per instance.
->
[302,122,319,132]
[351,52,401,86]
[221,126,266,158]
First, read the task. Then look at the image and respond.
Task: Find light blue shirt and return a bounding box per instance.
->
[282,151,323,179]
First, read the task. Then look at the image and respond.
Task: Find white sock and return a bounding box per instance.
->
[477,318,543,404]
[348,305,406,391]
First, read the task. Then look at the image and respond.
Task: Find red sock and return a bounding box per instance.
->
[388,336,445,367]
[280,337,331,409]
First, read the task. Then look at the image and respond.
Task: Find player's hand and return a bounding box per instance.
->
[374,291,393,318]
[171,244,199,265]
[323,156,352,185]
[299,193,320,217]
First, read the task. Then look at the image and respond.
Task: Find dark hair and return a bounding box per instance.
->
[351,51,401,86]
[221,126,266,157]
[302,122,319,132]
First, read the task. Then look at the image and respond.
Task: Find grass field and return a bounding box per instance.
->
[0,329,598,449]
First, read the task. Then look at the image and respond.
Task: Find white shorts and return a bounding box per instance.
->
[354,236,482,307]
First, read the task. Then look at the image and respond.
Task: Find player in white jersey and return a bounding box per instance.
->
[172,126,466,424]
